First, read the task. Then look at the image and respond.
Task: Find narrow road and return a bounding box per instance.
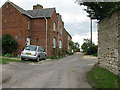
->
[2,53,97,88]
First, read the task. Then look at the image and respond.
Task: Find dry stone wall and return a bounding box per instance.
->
[98,10,119,76]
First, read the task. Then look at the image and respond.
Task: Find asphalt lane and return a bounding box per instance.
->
[2,53,97,88]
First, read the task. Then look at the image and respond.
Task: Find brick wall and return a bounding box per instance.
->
[63,28,68,52]
[57,15,63,52]
[49,10,58,56]
[98,10,119,75]
[2,2,26,54]
[67,35,72,53]
[0,8,2,55]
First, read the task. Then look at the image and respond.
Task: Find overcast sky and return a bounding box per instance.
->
[0,0,98,47]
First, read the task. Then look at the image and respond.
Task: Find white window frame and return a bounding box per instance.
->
[60,27,62,34]
[59,40,62,48]
[53,22,56,31]
[53,37,56,48]
[68,45,70,50]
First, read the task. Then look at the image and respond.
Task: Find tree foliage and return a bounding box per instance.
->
[2,34,18,55]
[81,38,97,55]
[76,1,120,20]
[70,41,80,52]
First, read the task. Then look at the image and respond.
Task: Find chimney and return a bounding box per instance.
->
[33,4,43,10]
[56,13,59,15]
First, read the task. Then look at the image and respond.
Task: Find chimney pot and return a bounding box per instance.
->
[33,4,43,10]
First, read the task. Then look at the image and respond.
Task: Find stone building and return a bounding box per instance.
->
[98,9,120,75]
[0,1,71,57]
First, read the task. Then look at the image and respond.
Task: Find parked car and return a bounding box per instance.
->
[21,45,47,62]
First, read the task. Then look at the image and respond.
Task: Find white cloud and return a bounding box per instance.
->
[72,31,98,48]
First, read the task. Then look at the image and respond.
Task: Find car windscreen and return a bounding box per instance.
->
[25,46,37,51]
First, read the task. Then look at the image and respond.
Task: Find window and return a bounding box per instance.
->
[53,37,56,48]
[53,22,56,31]
[7,5,8,8]
[28,21,30,30]
[15,35,18,39]
[60,27,62,34]
[68,45,70,50]
[59,40,62,48]
[38,47,44,52]
[25,46,37,51]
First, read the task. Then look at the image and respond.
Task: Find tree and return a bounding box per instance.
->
[2,34,18,55]
[81,38,97,54]
[70,41,80,52]
[75,1,120,20]
[81,39,92,52]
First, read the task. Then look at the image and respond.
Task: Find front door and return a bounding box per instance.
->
[26,37,30,46]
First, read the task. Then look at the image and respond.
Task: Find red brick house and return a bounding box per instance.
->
[63,27,72,53]
[1,1,72,57]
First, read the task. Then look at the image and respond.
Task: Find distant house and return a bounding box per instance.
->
[63,27,72,53]
[0,1,72,57]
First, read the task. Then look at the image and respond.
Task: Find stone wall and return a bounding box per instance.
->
[98,10,119,75]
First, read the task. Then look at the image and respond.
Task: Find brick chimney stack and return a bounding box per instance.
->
[33,4,43,10]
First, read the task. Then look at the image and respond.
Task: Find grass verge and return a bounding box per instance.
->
[0,58,27,64]
[86,66,120,88]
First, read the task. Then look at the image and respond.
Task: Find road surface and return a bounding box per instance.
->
[2,53,97,88]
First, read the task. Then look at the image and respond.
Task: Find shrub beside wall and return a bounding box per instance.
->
[2,34,18,55]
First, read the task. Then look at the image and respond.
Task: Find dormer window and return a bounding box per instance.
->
[7,5,8,8]
[60,27,62,34]
[28,21,30,31]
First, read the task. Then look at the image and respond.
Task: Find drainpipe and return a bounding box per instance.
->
[44,17,47,53]
[58,21,59,47]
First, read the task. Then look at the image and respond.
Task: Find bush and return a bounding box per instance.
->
[4,53,16,57]
[2,34,18,55]
[93,53,98,57]
[87,45,98,55]
[68,52,73,55]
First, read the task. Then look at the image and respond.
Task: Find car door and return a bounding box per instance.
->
[41,48,45,58]
[38,47,42,59]
[39,47,44,59]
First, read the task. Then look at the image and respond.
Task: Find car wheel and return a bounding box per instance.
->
[43,55,46,60]
[21,58,25,60]
[36,57,40,62]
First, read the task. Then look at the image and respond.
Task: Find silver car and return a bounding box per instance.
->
[21,45,47,62]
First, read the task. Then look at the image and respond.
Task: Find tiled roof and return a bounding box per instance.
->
[27,8,55,18]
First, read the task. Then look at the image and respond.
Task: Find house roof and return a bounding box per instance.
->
[27,8,55,18]
[1,1,55,18]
